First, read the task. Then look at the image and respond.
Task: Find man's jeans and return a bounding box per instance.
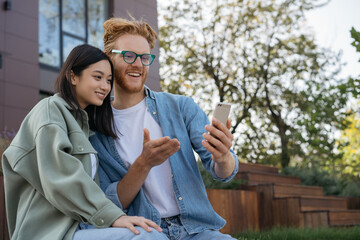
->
[160,216,236,240]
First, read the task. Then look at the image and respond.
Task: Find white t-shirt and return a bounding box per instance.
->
[112,98,180,217]
[90,153,97,180]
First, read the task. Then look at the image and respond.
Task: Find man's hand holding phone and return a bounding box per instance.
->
[202,102,236,178]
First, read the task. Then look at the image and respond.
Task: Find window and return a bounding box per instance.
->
[39,0,108,69]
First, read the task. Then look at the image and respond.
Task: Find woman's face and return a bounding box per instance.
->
[71,60,112,109]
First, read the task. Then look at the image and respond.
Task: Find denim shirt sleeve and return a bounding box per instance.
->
[209,149,239,182]
[181,97,239,182]
[97,165,124,211]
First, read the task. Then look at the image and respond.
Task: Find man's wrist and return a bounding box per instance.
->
[133,154,152,172]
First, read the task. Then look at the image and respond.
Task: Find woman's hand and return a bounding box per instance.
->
[112,215,162,235]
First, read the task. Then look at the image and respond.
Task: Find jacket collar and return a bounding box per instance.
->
[52,93,89,124]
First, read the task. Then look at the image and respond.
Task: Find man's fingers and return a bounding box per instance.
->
[148,137,180,149]
[143,128,151,143]
[226,119,231,129]
[211,118,233,140]
[147,136,171,148]
[157,139,180,156]
[203,133,228,153]
[205,125,232,148]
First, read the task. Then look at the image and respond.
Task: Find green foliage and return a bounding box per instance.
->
[281,166,360,197]
[159,0,352,169]
[332,27,360,179]
[351,27,360,54]
[234,227,360,240]
[197,160,245,189]
[336,114,360,178]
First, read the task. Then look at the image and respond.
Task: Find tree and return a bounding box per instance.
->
[158,0,353,168]
[335,27,360,178]
[337,114,360,178]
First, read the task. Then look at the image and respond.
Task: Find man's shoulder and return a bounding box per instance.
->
[149,89,193,103]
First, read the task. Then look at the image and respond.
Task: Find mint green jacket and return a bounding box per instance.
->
[2,94,125,240]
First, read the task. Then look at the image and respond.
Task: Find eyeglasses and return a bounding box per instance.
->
[111,50,156,66]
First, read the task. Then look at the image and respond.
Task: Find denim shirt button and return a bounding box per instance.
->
[178,197,183,201]
[152,111,156,115]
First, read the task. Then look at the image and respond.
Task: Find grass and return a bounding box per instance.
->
[233,227,360,240]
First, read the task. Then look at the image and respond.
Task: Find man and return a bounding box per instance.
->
[90,17,239,240]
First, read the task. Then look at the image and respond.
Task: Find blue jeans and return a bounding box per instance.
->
[73,223,168,240]
[160,216,236,240]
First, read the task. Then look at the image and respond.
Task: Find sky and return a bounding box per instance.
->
[305,0,360,79]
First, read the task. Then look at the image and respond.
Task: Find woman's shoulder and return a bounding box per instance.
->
[22,95,71,131]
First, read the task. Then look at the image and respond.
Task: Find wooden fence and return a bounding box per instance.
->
[207,189,260,234]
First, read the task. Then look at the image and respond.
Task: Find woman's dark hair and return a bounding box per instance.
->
[55,44,117,138]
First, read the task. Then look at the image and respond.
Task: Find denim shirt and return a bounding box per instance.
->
[89,86,239,234]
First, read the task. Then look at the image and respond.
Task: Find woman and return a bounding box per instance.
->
[1,44,166,240]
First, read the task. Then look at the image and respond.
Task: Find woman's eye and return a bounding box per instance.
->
[94,75,101,80]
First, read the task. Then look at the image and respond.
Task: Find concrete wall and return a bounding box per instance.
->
[0,0,39,131]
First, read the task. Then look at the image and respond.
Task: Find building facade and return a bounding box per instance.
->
[0,0,160,131]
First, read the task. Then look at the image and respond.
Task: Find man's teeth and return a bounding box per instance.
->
[128,73,141,77]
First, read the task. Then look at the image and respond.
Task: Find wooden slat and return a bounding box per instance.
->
[302,211,329,228]
[347,197,360,209]
[273,184,323,198]
[207,189,260,234]
[329,210,360,226]
[300,196,348,211]
[254,184,275,229]
[272,197,302,227]
[236,172,301,185]
[238,162,279,174]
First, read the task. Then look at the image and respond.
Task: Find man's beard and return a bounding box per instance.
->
[115,70,145,94]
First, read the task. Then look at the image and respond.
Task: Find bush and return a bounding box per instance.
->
[281,166,360,197]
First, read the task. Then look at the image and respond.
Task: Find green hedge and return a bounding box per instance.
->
[281,166,360,197]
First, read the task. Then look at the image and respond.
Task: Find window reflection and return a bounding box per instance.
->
[39,0,60,67]
[63,36,85,63]
[63,0,86,38]
[39,0,108,68]
[88,0,107,49]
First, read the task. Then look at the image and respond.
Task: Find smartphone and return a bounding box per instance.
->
[213,102,232,126]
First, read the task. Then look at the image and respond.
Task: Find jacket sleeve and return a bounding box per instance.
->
[19,123,124,228]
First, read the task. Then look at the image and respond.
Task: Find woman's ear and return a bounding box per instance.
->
[70,71,77,86]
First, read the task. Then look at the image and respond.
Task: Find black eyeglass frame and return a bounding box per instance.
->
[111,49,156,66]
